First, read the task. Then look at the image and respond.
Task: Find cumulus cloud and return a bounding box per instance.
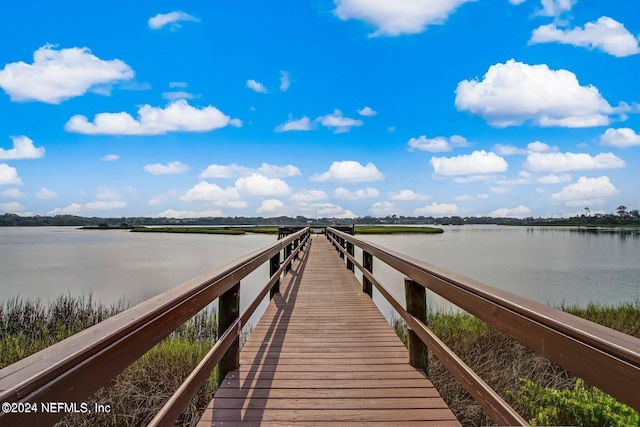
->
[489,205,532,217]
[311,160,384,183]
[235,174,291,197]
[508,0,526,4]
[334,0,474,36]
[455,59,616,128]
[0,136,45,159]
[334,187,379,200]
[600,128,640,148]
[391,189,429,201]
[180,181,245,207]
[408,135,468,153]
[430,150,508,176]
[48,200,126,215]
[157,208,224,218]
[143,161,190,175]
[536,174,573,184]
[148,11,199,30]
[280,71,290,91]
[290,189,328,202]
[247,79,268,93]
[530,17,640,57]
[65,99,241,135]
[357,106,377,116]
[552,176,619,206]
[257,199,286,215]
[414,202,460,216]
[35,187,58,199]
[162,91,197,101]
[1,188,23,198]
[101,154,120,161]
[0,44,133,104]
[0,202,26,213]
[536,0,576,17]
[275,116,312,132]
[200,163,300,179]
[0,164,22,185]
[371,201,396,216]
[524,152,625,172]
[316,109,363,133]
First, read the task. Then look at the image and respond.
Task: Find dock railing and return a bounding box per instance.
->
[0,227,310,427]
[326,226,640,426]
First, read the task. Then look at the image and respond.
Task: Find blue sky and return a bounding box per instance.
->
[1,0,639,219]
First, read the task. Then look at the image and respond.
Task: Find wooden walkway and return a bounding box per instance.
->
[197,236,460,426]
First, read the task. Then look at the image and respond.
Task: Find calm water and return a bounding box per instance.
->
[1,226,639,322]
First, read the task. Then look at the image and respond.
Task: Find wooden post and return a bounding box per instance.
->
[269,251,281,299]
[285,242,292,273]
[346,240,354,272]
[217,282,240,387]
[405,278,428,375]
[339,237,345,259]
[293,238,299,260]
[362,251,373,298]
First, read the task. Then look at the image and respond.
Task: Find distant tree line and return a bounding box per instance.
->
[1,208,639,228]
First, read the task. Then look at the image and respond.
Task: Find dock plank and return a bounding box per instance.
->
[197,236,460,426]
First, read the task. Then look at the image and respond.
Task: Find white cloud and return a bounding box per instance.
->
[357,106,377,116]
[257,199,286,215]
[536,0,576,17]
[157,208,224,218]
[65,99,241,135]
[509,0,526,4]
[552,176,619,206]
[235,174,291,197]
[35,188,58,199]
[48,200,126,215]
[493,144,527,156]
[247,79,268,93]
[1,188,23,198]
[536,173,573,184]
[530,17,640,57]
[200,163,301,179]
[101,154,120,161]
[290,189,328,202]
[525,152,625,172]
[391,189,429,201]
[455,59,615,128]
[0,44,133,104]
[143,161,190,175]
[316,109,363,133]
[180,181,245,208]
[148,11,199,30]
[408,135,468,152]
[0,164,22,185]
[371,201,396,216]
[334,0,474,36]
[162,91,197,101]
[600,128,640,148]
[528,141,553,152]
[280,71,290,91]
[0,202,26,213]
[334,187,379,200]
[0,136,45,160]
[430,150,508,176]
[275,116,312,132]
[414,202,460,216]
[489,205,531,217]
[311,160,384,183]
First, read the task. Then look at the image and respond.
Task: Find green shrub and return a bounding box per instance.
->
[511,378,639,427]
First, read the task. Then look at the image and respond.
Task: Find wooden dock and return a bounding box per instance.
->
[197,236,460,426]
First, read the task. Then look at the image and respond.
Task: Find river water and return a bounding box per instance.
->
[1,226,638,322]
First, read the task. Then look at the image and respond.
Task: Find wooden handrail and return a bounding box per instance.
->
[326,227,640,422]
[0,227,309,427]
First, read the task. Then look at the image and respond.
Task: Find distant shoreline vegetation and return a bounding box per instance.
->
[1,206,639,229]
[81,225,444,235]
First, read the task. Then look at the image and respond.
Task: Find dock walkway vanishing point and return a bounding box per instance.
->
[197,236,460,426]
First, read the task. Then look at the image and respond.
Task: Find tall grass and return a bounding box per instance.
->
[393,301,640,426]
[1,295,219,427]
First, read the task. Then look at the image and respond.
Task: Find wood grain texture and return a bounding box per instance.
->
[197,236,460,426]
